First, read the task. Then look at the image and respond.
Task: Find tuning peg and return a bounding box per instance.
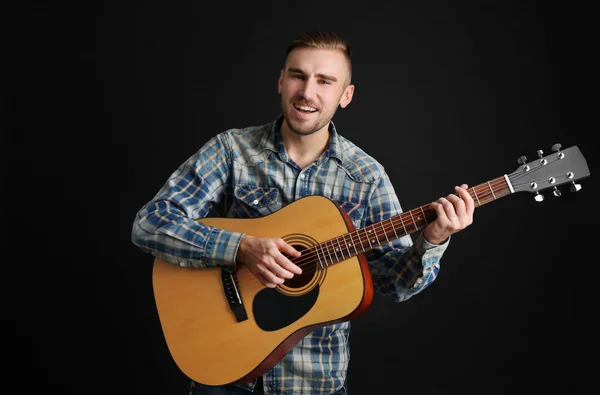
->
[534,192,544,202]
[551,143,565,159]
[517,156,530,171]
[569,182,582,192]
[552,186,562,197]
[537,149,548,165]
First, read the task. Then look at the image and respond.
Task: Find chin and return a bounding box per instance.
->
[288,123,316,136]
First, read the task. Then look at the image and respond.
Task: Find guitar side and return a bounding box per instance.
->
[152,195,374,386]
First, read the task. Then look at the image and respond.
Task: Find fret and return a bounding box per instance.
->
[342,235,353,257]
[329,240,339,263]
[369,225,380,246]
[325,242,334,266]
[389,217,399,239]
[364,228,374,249]
[336,238,346,260]
[472,187,481,206]
[349,232,359,255]
[381,222,390,243]
[409,210,418,230]
[419,206,428,225]
[487,181,497,199]
[314,245,324,269]
[356,229,367,252]
[399,214,409,235]
[318,243,329,267]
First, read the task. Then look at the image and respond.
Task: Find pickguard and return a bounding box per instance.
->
[253,286,320,331]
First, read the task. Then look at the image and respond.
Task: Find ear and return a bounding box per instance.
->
[339,84,355,108]
[277,70,284,94]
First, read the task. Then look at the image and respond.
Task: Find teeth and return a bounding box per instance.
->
[296,105,316,112]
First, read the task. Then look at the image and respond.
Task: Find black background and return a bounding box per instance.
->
[8,1,597,394]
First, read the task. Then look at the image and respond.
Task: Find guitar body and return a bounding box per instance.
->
[152,195,374,386]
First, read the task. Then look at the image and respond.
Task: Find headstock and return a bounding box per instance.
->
[508,143,590,202]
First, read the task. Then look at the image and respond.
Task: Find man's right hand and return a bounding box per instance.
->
[236,235,303,288]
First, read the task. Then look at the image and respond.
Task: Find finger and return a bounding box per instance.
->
[254,271,279,288]
[454,185,470,200]
[267,259,297,279]
[455,185,475,213]
[276,240,303,274]
[257,262,288,284]
[441,195,460,222]
[431,199,449,224]
[277,257,303,275]
[278,239,302,258]
[447,192,466,218]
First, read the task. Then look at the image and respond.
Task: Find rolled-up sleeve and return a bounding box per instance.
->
[131,134,242,272]
[364,170,449,302]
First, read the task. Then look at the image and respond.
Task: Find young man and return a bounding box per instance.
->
[131,31,474,395]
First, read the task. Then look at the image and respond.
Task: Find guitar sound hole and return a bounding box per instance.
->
[283,244,316,289]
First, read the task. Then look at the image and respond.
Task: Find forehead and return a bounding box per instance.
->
[285,47,350,78]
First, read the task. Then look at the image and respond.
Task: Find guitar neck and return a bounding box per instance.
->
[311,175,512,268]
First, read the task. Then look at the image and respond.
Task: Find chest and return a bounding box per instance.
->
[226,159,372,228]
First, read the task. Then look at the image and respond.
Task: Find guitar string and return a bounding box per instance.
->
[320,153,578,267]
[286,178,507,270]
[306,153,577,270]
[279,177,510,272]
[247,155,569,274]
[235,158,573,287]
[239,170,554,287]
[236,178,508,288]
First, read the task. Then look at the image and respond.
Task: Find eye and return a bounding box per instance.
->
[292,74,305,80]
[319,80,331,85]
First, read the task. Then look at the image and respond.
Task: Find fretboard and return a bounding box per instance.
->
[310,175,511,269]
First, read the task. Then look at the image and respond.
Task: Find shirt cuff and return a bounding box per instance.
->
[418,233,451,251]
[414,233,450,269]
[203,227,245,272]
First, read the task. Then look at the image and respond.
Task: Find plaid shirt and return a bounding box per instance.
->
[132,116,448,394]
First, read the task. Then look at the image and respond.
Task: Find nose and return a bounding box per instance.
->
[299,78,318,100]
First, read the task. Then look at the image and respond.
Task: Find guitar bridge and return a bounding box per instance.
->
[221,269,248,322]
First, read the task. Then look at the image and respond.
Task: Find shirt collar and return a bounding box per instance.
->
[262,115,345,164]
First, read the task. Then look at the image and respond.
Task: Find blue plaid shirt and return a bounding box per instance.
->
[132,116,448,394]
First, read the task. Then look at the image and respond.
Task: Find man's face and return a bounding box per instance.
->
[278,47,354,136]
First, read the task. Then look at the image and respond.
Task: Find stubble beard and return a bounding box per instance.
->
[282,102,336,136]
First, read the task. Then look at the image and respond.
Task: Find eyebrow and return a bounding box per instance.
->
[288,67,338,83]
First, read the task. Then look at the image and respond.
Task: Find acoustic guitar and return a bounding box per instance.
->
[152,143,589,386]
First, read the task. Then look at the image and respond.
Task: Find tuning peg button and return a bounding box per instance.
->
[534,192,544,202]
[569,182,582,192]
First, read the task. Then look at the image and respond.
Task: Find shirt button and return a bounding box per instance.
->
[253,199,259,205]
[300,173,305,179]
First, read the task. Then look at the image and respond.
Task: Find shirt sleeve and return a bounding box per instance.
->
[364,169,449,302]
[130,134,243,272]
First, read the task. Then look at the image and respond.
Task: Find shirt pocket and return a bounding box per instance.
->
[334,200,365,230]
[229,184,281,218]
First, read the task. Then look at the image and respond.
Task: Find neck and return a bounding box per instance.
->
[300,175,513,270]
[280,123,330,169]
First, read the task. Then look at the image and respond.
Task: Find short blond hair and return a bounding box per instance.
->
[285,31,352,84]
